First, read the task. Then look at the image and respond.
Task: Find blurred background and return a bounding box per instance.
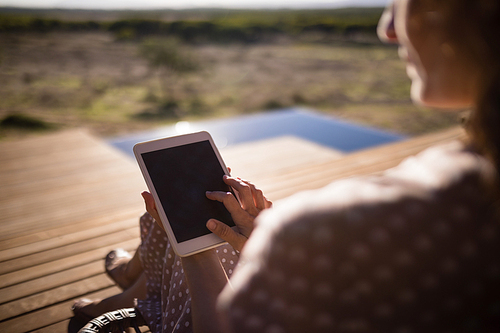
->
[0,0,461,141]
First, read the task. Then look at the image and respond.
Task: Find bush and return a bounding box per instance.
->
[139,37,199,73]
[0,8,383,41]
[188,97,210,116]
[134,100,181,121]
[0,113,56,131]
[263,99,286,110]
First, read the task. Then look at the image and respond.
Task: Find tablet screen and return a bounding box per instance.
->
[141,140,235,243]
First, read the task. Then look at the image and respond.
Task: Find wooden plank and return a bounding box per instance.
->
[269,127,463,181]
[0,176,143,216]
[265,127,463,184]
[0,145,139,179]
[0,145,130,177]
[0,131,95,157]
[0,185,144,241]
[221,135,344,180]
[0,209,141,252]
[258,127,466,200]
[31,320,71,333]
[0,130,146,241]
[0,287,121,332]
[0,227,139,275]
[0,130,148,332]
[0,161,139,198]
[0,274,113,321]
[0,261,103,304]
[0,238,139,289]
[0,217,138,262]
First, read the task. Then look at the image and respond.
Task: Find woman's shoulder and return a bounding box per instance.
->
[383,140,495,189]
[254,140,495,243]
[223,141,500,333]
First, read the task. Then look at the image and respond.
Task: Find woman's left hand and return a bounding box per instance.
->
[206,175,272,252]
[141,191,165,232]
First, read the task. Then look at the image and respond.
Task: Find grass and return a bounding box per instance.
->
[0,30,463,141]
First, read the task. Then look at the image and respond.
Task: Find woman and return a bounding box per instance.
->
[74,0,500,331]
[184,0,500,332]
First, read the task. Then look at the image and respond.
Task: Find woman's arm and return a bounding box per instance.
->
[181,250,232,333]
[142,191,232,332]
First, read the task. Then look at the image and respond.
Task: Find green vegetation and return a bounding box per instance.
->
[137,38,201,119]
[0,14,100,32]
[0,113,56,131]
[0,7,462,140]
[0,7,383,42]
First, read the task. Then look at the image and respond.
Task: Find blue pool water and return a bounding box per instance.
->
[109,108,405,157]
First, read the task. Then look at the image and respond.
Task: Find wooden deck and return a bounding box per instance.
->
[0,126,465,332]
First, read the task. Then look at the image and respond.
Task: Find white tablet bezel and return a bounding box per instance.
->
[133,131,237,257]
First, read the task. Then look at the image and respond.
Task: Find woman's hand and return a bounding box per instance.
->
[206,175,272,252]
[141,191,165,232]
[141,175,272,252]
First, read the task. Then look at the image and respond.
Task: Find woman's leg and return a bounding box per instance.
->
[124,249,143,282]
[73,272,147,320]
[73,213,156,320]
[106,248,144,290]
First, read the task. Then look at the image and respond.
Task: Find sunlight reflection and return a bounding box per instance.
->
[175,121,192,134]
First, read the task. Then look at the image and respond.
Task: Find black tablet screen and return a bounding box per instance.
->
[141,140,235,243]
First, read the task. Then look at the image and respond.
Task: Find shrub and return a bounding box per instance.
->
[139,37,199,73]
[0,113,56,131]
[263,99,286,110]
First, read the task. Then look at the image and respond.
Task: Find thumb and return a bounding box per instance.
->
[141,191,164,231]
[206,219,245,252]
[141,191,158,216]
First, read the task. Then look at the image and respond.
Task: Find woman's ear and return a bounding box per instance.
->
[378,2,398,44]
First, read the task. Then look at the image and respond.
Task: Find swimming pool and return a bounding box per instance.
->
[109,107,405,157]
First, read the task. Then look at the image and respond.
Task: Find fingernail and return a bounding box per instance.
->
[206,191,212,195]
[207,220,216,230]
[223,175,228,179]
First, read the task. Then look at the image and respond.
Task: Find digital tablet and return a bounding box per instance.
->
[133,131,237,257]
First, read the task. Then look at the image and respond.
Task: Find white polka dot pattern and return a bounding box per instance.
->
[135,213,239,332]
[221,142,500,332]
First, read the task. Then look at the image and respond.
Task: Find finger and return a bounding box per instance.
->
[141,192,164,231]
[141,191,155,212]
[240,179,266,210]
[206,190,250,222]
[206,219,246,252]
[222,176,256,212]
[227,167,231,174]
[264,197,273,209]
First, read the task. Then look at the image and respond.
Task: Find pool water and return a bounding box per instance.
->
[109,107,405,157]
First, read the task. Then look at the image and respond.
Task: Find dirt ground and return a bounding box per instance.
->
[0,31,462,140]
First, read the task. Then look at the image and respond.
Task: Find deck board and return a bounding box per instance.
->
[0,126,465,332]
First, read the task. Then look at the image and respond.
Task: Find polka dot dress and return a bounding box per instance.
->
[220,142,500,333]
[135,213,239,333]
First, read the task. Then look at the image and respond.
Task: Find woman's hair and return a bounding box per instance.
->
[451,1,500,174]
[442,0,500,179]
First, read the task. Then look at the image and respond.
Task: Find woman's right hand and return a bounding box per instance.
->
[206,175,272,252]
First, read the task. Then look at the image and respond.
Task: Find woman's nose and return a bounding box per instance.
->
[377,3,398,44]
